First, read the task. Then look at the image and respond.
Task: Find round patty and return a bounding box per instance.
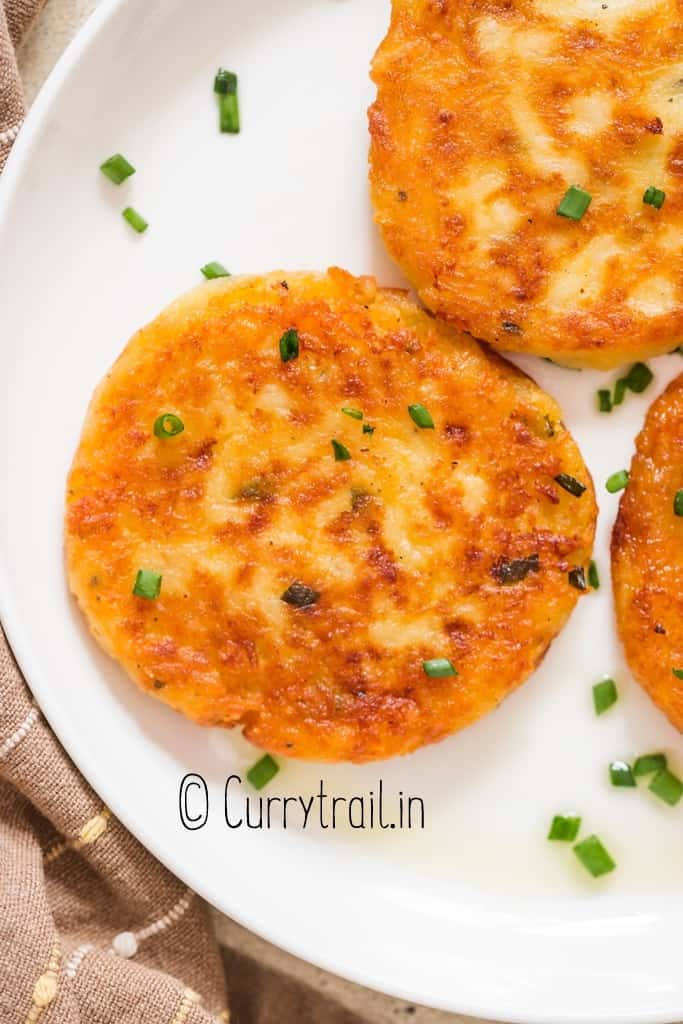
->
[613,373,683,730]
[369,0,683,369]
[66,268,596,762]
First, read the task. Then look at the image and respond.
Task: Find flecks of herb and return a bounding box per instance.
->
[492,554,540,585]
[281,581,321,608]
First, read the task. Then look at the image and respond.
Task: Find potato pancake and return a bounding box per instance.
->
[66,268,596,762]
[613,373,683,731]
[370,0,683,369]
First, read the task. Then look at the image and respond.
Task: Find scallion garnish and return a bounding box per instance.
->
[331,439,351,461]
[624,362,653,394]
[122,207,148,233]
[673,668,683,680]
[573,835,616,877]
[649,768,683,806]
[132,569,162,600]
[100,153,135,185]
[633,753,667,777]
[557,185,592,221]
[247,754,279,790]
[588,560,600,589]
[593,678,618,715]
[214,68,240,133]
[279,328,299,363]
[341,407,363,420]
[609,761,636,787]
[422,658,457,678]
[555,473,586,498]
[613,378,627,406]
[548,815,581,841]
[568,567,587,591]
[606,470,629,493]
[597,389,612,413]
[201,261,230,280]
[643,186,666,210]
[363,423,375,435]
[153,413,184,438]
[674,490,683,517]
[408,403,435,429]
[492,554,540,585]
[281,581,320,608]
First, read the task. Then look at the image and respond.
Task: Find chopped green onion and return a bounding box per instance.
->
[281,581,320,608]
[609,760,636,787]
[555,473,586,498]
[674,490,683,517]
[548,814,581,841]
[593,678,618,715]
[568,567,587,591]
[649,768,683,806]
[279,328,299,363]
[215,69,239,133]
[331,439,351,461]
[408,403,435,429]
[673,668,683,680]
[341,407,363,420]
[606,470,629,493]
[422,658,457,678]
[100,153,135,185]
[624,362,653,394]
[588,560,600,590]
[246,754,279,790]
[132,569,162,600]
[493,554,540,585]
[557,185,592,221]
[201,261,230,280]
[363,423,375,435]
[573,835,616,878]
[597,389,613,413]
[613,378,627,406]
[643,186,666,210]
[633,753,667,777]
[122,207,148,233]
[153,413,184,438]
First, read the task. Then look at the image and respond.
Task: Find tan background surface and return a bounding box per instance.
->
[16,4,485,1023]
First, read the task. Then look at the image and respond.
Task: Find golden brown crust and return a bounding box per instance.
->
[370,0,683,369]
[66,268,596,762]
[612,372,683,730]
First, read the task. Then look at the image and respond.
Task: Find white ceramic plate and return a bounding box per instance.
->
[2,2,683,1021]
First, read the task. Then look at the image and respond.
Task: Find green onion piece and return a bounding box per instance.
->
[548,814,581,842]
[408,404,435,429]
[100,153,135,185]
[341,407,363,420]
[606,470,629,493]
[363,423,375,435]
[122,207,148,233]
[613,378,627,406]
[593,677,618,715]
[246,754,279,790]
[674,490,683,517]
[573,835,616,878]
[423,658,457,678]
[568,567,587,591]
[153,413,184,438]
[555,473,586,498]
[219,93,240,133]
[644,186,666,210]
[201,261,230,280]
[279,328,299,363]
[673,668,683,680]
[597,389,613,413]
[132,569,162,600]
[588,560,600,590]
[493,554,540,585]
[649,768,683,806]
[633,753,667,777]
[281,581,320,608]
[331,439,351,462]
[609,760,636,787]
[214,68,237,95]
[624,362,653,394]
[557,185,592,221]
